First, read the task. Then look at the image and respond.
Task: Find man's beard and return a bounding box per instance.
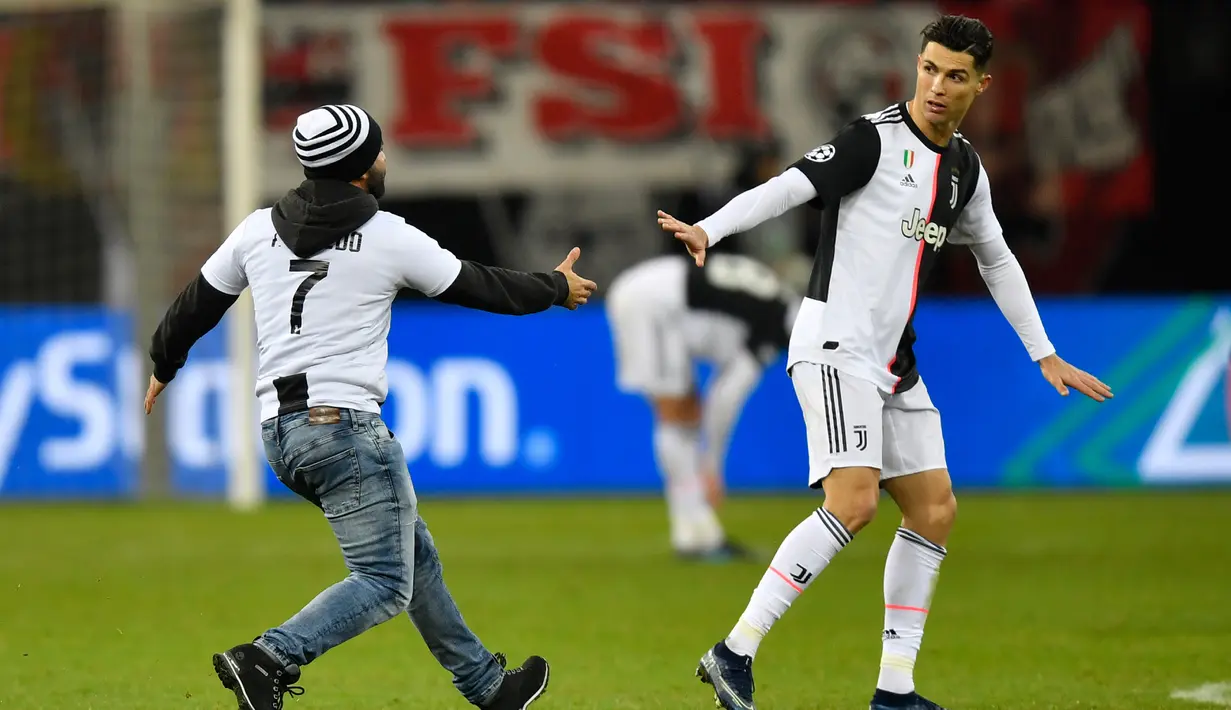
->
[366,167,386,199]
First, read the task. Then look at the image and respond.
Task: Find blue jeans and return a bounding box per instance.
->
[255,408,504,705]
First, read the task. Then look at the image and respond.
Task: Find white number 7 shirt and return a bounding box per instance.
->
[150,179,570,423]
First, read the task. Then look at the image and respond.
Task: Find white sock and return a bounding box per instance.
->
[653,422,725,552]
[878,527,947,695]
[725,507,853,659]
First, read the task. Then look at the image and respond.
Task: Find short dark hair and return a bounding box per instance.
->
[920,15,994,72]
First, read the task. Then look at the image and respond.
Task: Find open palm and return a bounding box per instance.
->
[1039,354,1113,402]
[657,210,709,266]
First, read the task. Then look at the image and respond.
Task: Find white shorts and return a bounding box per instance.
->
[606,296,693,398]
[791,362,947,487]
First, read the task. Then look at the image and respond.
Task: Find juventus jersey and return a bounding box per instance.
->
[150,179,569,426]
[611,254,797,365]
[785,102,999,393]
[695,103,1054,394]
[201,208,463,422]
[684,254,796,362]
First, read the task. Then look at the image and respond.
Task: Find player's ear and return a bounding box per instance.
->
[977,72,992,95]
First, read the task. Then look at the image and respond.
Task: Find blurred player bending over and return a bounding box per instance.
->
[144,104,595,710]
[659,15,1113,710]
[606,253,799,561]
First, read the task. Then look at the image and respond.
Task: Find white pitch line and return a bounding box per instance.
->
[1173,682,1231,706]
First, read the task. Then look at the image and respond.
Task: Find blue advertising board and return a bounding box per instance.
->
[0,308,138,498]
[1,297,1229,499]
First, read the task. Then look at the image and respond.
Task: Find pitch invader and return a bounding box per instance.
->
[145,103,596,710]
[658,14,1113,710]
[606,253,799,561]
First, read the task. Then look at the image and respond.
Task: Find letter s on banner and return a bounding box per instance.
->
[533,15,681,142]
[38,331,115,471]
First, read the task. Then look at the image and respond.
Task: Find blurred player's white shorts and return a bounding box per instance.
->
[606,281,692,398]
[790,362,947,487]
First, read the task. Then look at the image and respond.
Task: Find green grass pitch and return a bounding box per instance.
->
[1,491,1228,709]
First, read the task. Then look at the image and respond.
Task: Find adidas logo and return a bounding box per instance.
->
[900,174,917,188]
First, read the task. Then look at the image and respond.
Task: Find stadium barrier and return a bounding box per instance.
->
[1,298,1228,499]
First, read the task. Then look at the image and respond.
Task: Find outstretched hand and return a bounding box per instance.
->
[144,374,167,415]
[657,210,709,266]
[554,247,597,310]
[1039,354,1113,402]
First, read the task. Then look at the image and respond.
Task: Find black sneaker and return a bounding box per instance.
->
[870,689,947,709]
[479,652,550,709]
[697,641,755,709]
[212,643,304,710]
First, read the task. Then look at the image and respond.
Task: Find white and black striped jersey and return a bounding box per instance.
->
[611,253,798,365]
[150,179,571,422]
[684,254,798,363]
[698,102,1054,393]
[200,208,464,422]
[786,102,996,392]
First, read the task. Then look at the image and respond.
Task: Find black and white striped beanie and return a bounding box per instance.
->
[293,104,383,182]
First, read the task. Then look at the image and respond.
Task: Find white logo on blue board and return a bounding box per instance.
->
[1138,308,1231,483]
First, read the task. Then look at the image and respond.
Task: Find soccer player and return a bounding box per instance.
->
[657,15,1113,710]
[606,252,798,561]
[144,104,595,710]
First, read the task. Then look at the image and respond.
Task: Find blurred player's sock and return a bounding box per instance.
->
[877,527,947,695]
[725,507,852,658]
[654,422,725,553]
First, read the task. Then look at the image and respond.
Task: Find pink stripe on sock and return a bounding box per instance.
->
[769,566,804,593]
[885,604,928,614]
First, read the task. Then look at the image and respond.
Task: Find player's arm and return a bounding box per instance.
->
[955,167,1112,402]
[149,223,247,386]
[660,120,880,263]
[396,223,594,314]
[435,262,568,315]
[690,169,817,248]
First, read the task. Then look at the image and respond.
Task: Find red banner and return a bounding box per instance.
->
[937,0,1152,293]
[260,4,938,193]
[260,2,1153,294]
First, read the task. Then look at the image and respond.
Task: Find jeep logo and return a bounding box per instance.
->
[900,209,948,251]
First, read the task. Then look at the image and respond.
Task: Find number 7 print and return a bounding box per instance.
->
[289,259,330,334]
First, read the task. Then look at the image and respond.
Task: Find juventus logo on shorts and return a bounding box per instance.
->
[853,424,868,451]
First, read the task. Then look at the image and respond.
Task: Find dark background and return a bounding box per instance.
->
[0,0,1224,303]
